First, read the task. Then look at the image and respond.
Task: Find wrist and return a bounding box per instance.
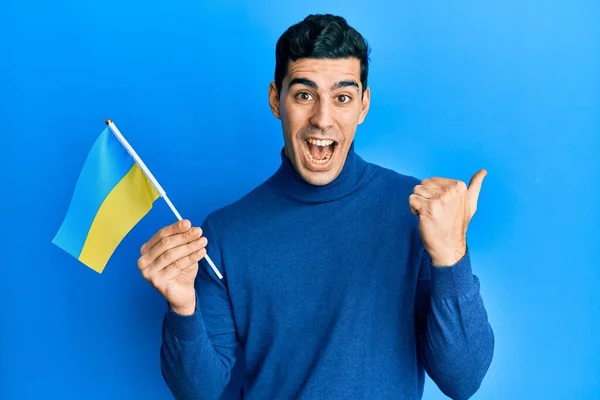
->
[430,242,467,267]
[169,296,197,316]
[164,291,206,341]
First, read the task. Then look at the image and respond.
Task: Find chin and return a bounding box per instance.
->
[299,169,341,186]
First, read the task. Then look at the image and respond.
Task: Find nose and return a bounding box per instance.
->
[309,99,334,130]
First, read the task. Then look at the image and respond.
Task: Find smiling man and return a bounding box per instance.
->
[138,13,495,400]
[272,68,367,186]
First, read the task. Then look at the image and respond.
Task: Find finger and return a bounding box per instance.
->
[467,169,488,213]
[141,219,192,254]
[146,226,203,262]
[148,235,208,273]
[157,248,206,281]
[413,184,439,199]
[408,193,427,215]
[420,177,447,190]
[138,229,205,272]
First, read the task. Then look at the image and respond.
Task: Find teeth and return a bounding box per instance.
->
[305,146,334,164]
[307,138,334,147]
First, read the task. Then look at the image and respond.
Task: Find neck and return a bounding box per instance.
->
[272,142,370,204]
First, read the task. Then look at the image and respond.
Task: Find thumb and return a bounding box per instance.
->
[467,169,487,216]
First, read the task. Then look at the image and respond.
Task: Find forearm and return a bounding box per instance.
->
[419,250,494,400]
[160,294,236,400]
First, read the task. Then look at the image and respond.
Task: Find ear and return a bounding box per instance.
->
[268,81,281,119]
[358,86,370,125]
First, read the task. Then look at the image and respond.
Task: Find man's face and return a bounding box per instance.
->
[269,57,370,186]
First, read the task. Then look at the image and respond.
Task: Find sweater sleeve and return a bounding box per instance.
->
[160,216,239,400]
[415,246,495,400]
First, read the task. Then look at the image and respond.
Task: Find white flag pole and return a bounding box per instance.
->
[105,119,223,280]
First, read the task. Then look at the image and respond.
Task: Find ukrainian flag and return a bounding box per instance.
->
[52,125,160,273]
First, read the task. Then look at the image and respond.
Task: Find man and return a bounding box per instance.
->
[137,13,494,400]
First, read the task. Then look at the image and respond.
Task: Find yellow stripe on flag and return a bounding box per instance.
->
[79,163,160,273]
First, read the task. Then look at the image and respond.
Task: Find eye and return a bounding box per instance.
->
[337,94,351,104]
[296,92,314,101]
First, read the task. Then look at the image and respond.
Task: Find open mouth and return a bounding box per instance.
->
[304,138,337,165]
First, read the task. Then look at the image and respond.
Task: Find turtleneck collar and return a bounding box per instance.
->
[271,141,373,204]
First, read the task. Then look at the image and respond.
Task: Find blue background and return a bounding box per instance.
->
[1,0,598,399]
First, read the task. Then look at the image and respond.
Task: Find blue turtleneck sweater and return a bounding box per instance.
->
[160,144,494,400]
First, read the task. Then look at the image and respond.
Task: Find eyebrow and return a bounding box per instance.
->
[332,80,359,91]
[289,77,317,89]
[288,78,360,91]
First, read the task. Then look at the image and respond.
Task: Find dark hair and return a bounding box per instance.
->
[274,14,371,96]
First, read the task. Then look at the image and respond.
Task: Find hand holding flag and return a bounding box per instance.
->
[137,219,207,315]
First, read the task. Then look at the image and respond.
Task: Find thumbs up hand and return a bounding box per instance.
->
[408,169,487,267]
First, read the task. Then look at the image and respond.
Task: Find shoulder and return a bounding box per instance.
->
[366,160,422,196]
[200,177,276,236]
[359,159,424,225]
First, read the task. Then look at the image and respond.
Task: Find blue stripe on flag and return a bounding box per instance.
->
[52,127,134,258]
